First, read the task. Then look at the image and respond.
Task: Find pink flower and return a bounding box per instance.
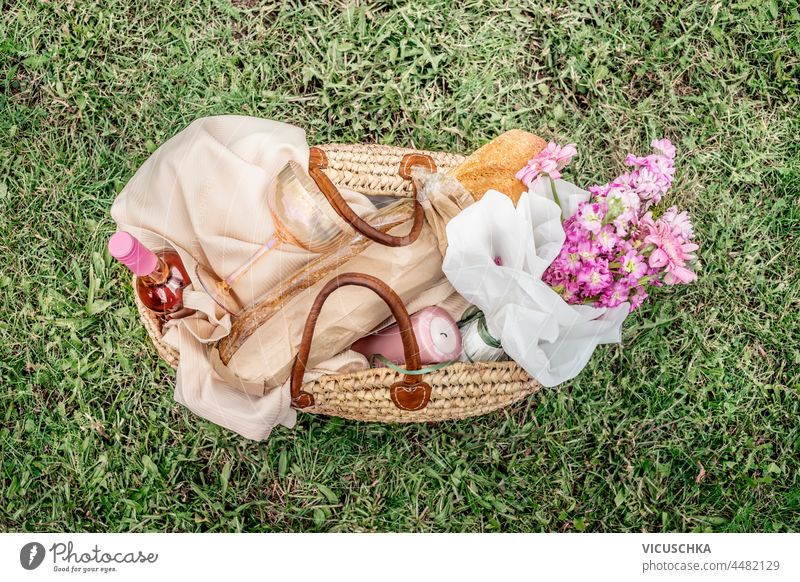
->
[651,138,676,159]
[624,153,651,168]
[562,250,582,274]
[644,220,699,284]
[562,281,580,303]
[650,155,676,179]
[596,229,616,252]
[576,202,605,234]
[516,141,577,184]
[600,280,631,308]
[576,237,599,261]
[605,183,640,213]
[663,264,697,285]
[588,183,611,198]
[619,250,648,282]
[623,142,676,211]
[636,211,656,234]
[544,266,567,287]
[577,260,612,295]
[628,286,648,311]
[661,206,694,240]
[603,184,640,235]
[630,167,669,202]
[625,153,674,176]
[610,211,635,236]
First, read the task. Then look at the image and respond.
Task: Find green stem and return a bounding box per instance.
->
[548,174,563,219]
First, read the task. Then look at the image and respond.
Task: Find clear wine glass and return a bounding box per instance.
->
[195,160,354,315]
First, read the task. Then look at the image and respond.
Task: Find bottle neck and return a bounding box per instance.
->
[139,256,169,286]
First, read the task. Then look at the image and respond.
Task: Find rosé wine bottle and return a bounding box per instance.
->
[108,231,192,318]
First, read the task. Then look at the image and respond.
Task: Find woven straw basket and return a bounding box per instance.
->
[136,143,541,423]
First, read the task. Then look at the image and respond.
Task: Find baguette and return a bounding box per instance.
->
[449,129,546,205]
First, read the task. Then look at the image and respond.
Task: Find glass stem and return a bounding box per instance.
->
[224,235,279,287]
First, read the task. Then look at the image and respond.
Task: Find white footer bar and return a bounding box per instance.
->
[2,533,797,581]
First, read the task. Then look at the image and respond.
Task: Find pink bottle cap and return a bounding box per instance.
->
[108,231,158,277]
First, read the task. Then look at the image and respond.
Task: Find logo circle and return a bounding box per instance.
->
[20,542,46,570]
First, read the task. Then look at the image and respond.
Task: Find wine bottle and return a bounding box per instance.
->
[108,231,192,318]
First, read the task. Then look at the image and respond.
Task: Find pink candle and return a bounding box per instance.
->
[352,306,462,365]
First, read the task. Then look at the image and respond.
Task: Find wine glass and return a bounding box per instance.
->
[195,160,355,315]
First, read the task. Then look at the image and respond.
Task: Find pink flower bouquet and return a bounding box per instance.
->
[518,138,698,311]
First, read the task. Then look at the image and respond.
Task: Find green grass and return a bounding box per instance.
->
[1,0,798,532]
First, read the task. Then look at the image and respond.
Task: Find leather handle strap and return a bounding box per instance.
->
[398,152,437,180]
[290,272,432,412]
[308,147,436,247]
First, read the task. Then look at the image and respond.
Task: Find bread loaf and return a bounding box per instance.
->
[448,129,546,205]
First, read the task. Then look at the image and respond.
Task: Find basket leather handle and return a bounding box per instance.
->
[290,272,431,412]
[308,147,436,247]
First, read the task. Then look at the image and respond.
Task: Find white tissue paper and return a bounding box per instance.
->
[442,180,629,387]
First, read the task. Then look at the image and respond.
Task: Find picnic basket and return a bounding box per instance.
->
[136,143,541,423]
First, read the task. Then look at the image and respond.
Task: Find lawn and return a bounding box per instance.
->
[1,0,798,532]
